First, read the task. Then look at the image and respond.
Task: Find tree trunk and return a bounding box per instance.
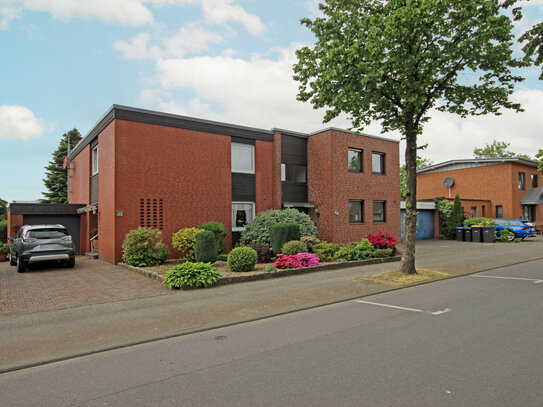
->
[400,126,418,275]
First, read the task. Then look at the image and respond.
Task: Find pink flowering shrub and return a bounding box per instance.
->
[295,252,320,267]
[274,254,301,269]
[367,232,396,249]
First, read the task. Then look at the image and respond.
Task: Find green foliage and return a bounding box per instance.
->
[499,227,515,242]
[198,221,228,255]
[473,140,531,160]
[270,223,301,255]
[520,20,543,80]
[301,236,320,252]
[194,231,218,263]
[163,262,222,289]
[227,246,258,273]
[400,157,433,199]
[172,228,203,261]
[436,196,465,240]
[294,0,526,274]
[42,129,83,203]
[0,242,9,254]
[217,254,228,262]
[355,238,373,252]
[463,217,496,227]
[241,209,316,246]
[281,240,308,256]
[122,227,169,267]
[333,246,353,261]
[313,241,341,262]
[264,265,278,273]
[513,238,521,243]
[536,149,543,172]
[250,244,273,263]
[0,198,7,221]
[0,219,7,243]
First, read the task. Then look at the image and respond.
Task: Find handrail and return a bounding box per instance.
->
[90,234,99,241]
[90,234,99,252]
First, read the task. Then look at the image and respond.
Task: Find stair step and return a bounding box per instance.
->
[85,252,99,259]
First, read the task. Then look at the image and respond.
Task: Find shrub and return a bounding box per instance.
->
[295,252,320,267]
[351,248,374,260]
[172,228,203,261]
[195,230,218,263]
[264,265,278,273]
[463,217,496,227]
[270,223,301,254]
[333,246,354,261]
[281,240,308,256]
[274,254,301,269]
[355,238,374,252]
[313,241,341,262]
[499,227,515,242]
[240,209,316,246]
[217,254,228,262]
[163,262,222,289]
[122,227,169,267]
[301,236,320,252]
[250,244,274,263]
[0,242,9,254]
[198,222,228,255]
[0,219,7,242]
[367,232,396,249]
[227,246,258,272]
[373,248,393,258]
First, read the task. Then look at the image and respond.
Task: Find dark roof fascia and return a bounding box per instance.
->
[8,203,86,215]
[69,105,274,160]
[308,127,400,144]
[418,158,539,174]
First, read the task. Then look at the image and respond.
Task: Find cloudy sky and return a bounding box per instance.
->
[1,0,542,202]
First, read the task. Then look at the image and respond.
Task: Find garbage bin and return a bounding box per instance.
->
[456,227,465,241]
[464,227,472,242]
[471,226,482,242]
[482,226,496,243]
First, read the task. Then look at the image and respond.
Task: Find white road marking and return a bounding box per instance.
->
[471,275,543,284]
[356,300,451,316]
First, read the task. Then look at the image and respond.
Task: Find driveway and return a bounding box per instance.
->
[0,256,171,315]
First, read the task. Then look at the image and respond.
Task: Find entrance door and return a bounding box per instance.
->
[522,205,535,222]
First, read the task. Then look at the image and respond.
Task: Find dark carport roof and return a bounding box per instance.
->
[520,188,543,205]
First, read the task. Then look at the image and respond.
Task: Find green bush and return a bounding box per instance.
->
[240,209,316,246]
[499,227,515,242]
[463,217,496,227]
[217,254,228,262]
[270,223,301,254]
[227,246,258,272]
[122,227,169,267]
[163,262,222,289]
[333,246,353,261]
[198,222,228,255]
[313,241,341,262]
[355,238,374,252]
[281,240,308,255]
[195,230,218,263]
[172,227,203,261]
[264,265,278,273]
[436,194,465,239]
[0,242,10,254]
[0,219,7,242]
[301,236,320,252]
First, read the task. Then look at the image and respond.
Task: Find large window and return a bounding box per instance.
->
[349,200,364,223]
[373,201,386,223]
[281,164,307,182]
[518,172,525,190]
[231,143,254,173]
[232,202,254,230]
[532,174,538,188]
[496,205,503,218]
[91,146,99,175]
[372,152,385,174]
[348,148,363,172]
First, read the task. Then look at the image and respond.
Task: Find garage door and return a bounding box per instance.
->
[23,215,81,254]
[401,209,435,241]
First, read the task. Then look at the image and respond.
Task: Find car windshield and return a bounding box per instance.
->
[27,229,68,239]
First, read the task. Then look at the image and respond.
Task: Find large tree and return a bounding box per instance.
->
[294,0,526,274]
[0,197,7,220]
[400,157,433,200]
[42,129,82,203]
[473,140,531,159]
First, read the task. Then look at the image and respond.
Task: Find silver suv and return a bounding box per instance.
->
[9,224,76,272]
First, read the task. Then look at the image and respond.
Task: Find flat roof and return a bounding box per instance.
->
[418,158,539,174]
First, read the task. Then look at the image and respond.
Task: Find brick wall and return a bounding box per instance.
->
[69,144,90,205]
[255,139,274,214]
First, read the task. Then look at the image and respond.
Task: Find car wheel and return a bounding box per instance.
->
[16,255,26,273]
[9,252,16,266]
[66,258,75,268]
[507,234,515,242]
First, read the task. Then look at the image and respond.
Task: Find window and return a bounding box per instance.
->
[348,149,363,172]
[231,143,254,173]
[496,205,503,218]
[482,205,486,217]
[349,200,364,223]
[471,207,478,217]
[232,202,254,230]
[281,164,307,183]
[532,174,538,188]
[91,146,99,175]
[373,201,386,223]
[518,172,525,190]
[372,152,385,174]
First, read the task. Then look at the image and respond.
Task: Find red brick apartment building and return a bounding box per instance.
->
[10,105,401,264]
[417,158,543,222]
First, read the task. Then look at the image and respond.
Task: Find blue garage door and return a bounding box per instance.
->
[401,209,435,241]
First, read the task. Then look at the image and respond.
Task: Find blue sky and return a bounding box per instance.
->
[1,0,542,203]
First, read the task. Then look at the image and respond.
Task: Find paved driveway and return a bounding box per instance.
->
[0,256,171,315]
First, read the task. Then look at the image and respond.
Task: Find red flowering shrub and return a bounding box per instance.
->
[295,252,320,267]
[274,254,301,269]
[367,232,396,249]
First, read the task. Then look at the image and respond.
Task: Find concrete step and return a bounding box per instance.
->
[85,251,99,259]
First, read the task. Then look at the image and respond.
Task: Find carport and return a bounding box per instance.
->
[400,201,439,241]
[7,203,85,254]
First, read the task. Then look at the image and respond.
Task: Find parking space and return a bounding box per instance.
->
[0,256,171,315]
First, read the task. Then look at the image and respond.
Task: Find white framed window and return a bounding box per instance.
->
[91,146,99,175]
[232,202,255,231]
[372,152,385,174]
[231,143,254,173]
[373,200,386,223]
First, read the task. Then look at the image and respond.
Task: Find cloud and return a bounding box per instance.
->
[0,105,53,140]
[0,2,22,30]
[202,0,265,36]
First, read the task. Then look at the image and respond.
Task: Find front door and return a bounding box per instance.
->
[522,205,535,222]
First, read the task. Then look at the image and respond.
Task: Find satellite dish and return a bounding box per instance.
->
[443,177,454,188]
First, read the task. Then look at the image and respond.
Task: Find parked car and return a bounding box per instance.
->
[492,219,537,241]
[8,224,76,272]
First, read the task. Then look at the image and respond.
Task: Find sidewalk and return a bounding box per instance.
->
[1,237,542,373]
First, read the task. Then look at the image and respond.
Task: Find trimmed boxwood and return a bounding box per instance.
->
[227,246,258,272]
[270,223,300,255]
[195,230,218,263]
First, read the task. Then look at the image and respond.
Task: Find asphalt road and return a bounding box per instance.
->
[1,259,542,406]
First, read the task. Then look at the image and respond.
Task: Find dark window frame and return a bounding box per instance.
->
[349,200,364,224]
[372,152,385,175]
[496,205,503,218]
[518,172,525,190]
[531,174,538,188]
[281,164,307,183]
[373,200,386,223]
[348,148,363,173]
